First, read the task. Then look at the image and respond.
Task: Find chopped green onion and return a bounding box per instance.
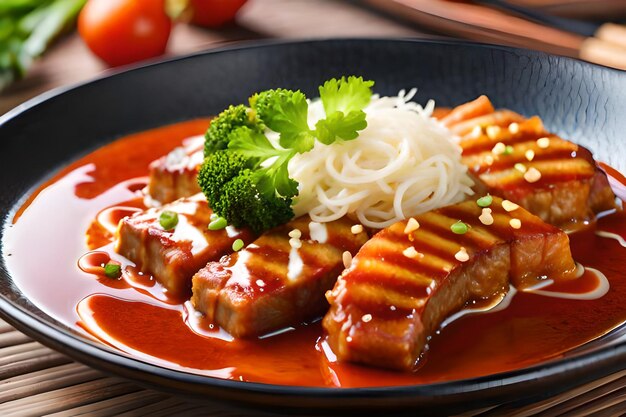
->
[159,210,178,230]
[104,263,121,279]
[503,145,514,155]
[208,216,228,231]
[451,221,469,235]
[232,238,245,252]
[476,194,493,208]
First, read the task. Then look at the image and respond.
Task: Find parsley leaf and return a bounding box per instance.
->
[199,76,374,232]
[315,110,368,145]
[254,150,299,198]
[259,90,315,153]
[319,76,375,115]
[228,127,278,160]
[228,127,298,199]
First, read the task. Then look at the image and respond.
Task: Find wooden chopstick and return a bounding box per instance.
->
[595,23,626,50]
[476,1,626,69]
[364,0,626,70]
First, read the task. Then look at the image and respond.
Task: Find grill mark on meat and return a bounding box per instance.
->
[338,280,429,316]
[439,96,617,229]
[458,116,545,154]
[323,196,577,370]
[191,216,369,338]
[481,159,596,190]
[463,141,578,175]
[115,194,254,299]
[345,258,435,298]
[448,111,525,137]
[417,211,500,250]
[364,234,455,275]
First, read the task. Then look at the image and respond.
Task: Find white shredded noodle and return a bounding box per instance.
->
[288,88,474,229]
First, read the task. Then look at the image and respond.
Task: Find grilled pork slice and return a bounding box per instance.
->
[115,194,254,298]
[191,216,369,338]
[147,136,203,205]
[323,196,577,370]
[442,96,616,229]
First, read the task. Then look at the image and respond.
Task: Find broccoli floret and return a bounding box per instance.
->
[197,150,294,233]
[197,150,252,204]
[219,171,294,233]
[205,105,259,156]
[249,88,297,123]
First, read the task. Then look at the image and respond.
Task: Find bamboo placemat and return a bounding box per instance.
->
[2,318,626,416]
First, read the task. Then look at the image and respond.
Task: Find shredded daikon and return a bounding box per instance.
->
[288,89,474,229]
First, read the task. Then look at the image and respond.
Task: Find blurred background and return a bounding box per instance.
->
[1,0,625,116]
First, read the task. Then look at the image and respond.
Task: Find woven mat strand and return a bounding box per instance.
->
[1,319,626,417]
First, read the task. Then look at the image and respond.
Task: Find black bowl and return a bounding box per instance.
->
[1,39,625,415]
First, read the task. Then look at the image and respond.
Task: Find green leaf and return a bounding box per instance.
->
[228,127,280,161]
[280,130,315,153]
[319,76,374,115]
[315,110,367,145]
[253,150,299,199]
[270,155,299,197]
[260,90,314,152]
[227,127,299,198]
[0,0,46,16]
[0,17,16,40]
[22,0,86,59]
[0,0,85,92]
[200,76,376,229]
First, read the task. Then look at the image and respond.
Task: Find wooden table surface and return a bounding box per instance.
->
[2,1,626,416]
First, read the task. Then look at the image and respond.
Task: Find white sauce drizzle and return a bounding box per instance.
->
[164,147,187,171]
[258,326,296,339]
[309,221,328,243]
[521,265,609,301]
[188,150,204,170]
[287,246,304,281]
[163,136,204,173]
[143,193,161,208]
[440,286,517,329]
[595,230,626,248]
[224,225,239,238]
[170,215,208,255]
[443,263,609,329]
[182,301,233,342]
[224,250,252,291]
[96,206,142,234]
[169,198,200,216]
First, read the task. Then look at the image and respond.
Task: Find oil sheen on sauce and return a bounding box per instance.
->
[4,120,626,388]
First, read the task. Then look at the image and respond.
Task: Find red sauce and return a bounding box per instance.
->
[4,120,626,388]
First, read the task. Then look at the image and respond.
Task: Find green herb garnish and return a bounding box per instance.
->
[103,263,121,279]
[159,210,178,231]
[451,221,469,234]
[198,76,374,233]
[232,238,244,252]
[208,216,228,230]
[476,194,493,208]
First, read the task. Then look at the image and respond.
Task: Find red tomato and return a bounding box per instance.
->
[188,0,248,27]
[78,0,172,67]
